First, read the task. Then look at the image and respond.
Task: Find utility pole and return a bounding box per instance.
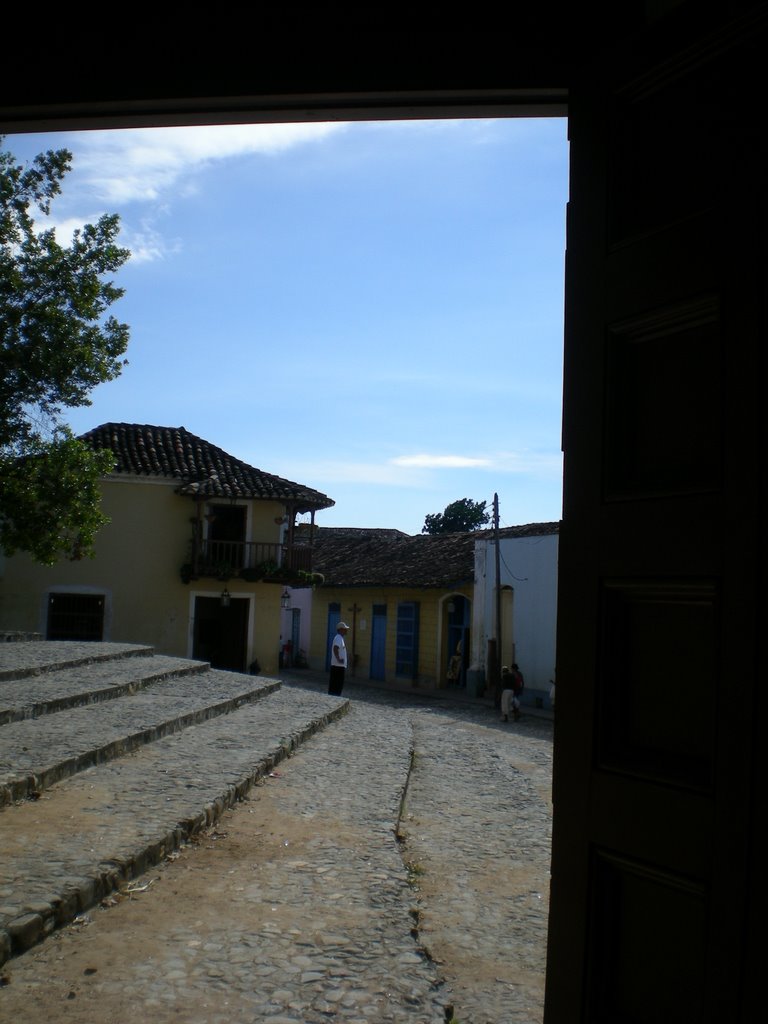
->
[487,489,505,700]
[493,492,501,693]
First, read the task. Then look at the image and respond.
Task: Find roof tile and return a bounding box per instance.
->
[80,423,335,513]
[313,522,559,588]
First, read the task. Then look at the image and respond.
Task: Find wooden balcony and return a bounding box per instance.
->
[185,539,313,582]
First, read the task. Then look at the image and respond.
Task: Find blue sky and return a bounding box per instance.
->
[9,119,568,535]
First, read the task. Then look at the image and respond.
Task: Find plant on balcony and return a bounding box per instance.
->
[239,567,263,582]
[266,566,297,582]
[295,569,325,589]
[238,559,280,582]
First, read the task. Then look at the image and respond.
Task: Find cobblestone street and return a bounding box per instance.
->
[1,670,553,1024]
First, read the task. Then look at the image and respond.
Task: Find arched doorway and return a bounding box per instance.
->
[445,594,470,688]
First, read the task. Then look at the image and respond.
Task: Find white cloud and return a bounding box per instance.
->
[31,124,347,263]
[269,459,428,488]
[276,450,562,489]
[31,212,178,265]
[392,450,563,477]
[119,218,181,263]
[391,454,491,468]
[37,215,94,244]
[75,123,348,204]
[493,450,563,477]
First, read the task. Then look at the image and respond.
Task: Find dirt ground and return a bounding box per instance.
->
[1,778,367,1022]
[1,796,547,1024]
[0,704,552,1024]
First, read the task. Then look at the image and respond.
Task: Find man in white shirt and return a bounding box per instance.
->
[328,621,349,696]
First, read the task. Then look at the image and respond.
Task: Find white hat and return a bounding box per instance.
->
[336,621,350,630]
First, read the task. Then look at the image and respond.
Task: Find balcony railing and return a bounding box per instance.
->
[191,539,313,579]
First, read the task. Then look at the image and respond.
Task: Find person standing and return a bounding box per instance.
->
[328,621,349,696]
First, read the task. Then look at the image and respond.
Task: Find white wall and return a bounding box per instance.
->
[472,531,558,705]
[280,587,313,665]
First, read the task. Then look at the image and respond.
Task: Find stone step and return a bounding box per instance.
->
[0,647,348,966]
[0,668,282,806]
[0,652,210,726]
[0,641,155,683]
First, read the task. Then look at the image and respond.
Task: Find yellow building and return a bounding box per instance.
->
[307,528,475,690]
[0,423,333,675]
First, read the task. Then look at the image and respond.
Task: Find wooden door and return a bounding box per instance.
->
[395,601,420,680]
[370,604,387,680]
[546,6,767,1022]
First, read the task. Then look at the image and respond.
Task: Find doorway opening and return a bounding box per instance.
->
[445,594,471,687]
[192,595,249,672]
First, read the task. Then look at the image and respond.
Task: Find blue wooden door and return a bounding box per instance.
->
[370,604,387,680]
[395,601,419,680]
[325,602,341,670]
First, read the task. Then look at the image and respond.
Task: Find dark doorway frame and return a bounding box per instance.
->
[4,9,763,1019]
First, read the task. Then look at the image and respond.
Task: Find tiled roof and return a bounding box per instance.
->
[313,522,560,589]
[313,528,476,588]
[482,522,560,540]
[313,526,410,541]
[80,423,335,512]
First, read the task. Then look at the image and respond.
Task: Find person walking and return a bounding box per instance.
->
[500,663,525,722]
[328,621,349,696]
[500,666,515,721]
[510,662,524,720]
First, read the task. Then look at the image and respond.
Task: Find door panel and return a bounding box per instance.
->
[546,7,767,1022]
[370,604,387,680]
[395,601,420,680]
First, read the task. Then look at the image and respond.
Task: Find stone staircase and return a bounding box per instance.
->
[0,642,347,966]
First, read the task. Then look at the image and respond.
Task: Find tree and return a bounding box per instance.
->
[422,497,490,534]
[0,138,130,563]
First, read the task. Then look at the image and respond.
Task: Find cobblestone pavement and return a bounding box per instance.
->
[0,675,553,1024]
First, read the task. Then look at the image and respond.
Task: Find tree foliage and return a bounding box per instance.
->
[0,138,130,563]
[422,497,490,534]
